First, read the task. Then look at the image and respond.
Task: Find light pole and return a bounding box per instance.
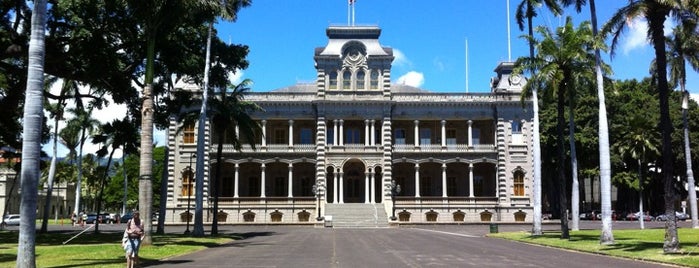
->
[182,152,196,235]
[312,182,324,221]
[388,180,401,221]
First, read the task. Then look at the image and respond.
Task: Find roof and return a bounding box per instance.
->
[268,83,433,93]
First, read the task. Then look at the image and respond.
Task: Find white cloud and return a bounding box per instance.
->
[621,17,676,55]
[621,18,648,55]
[396,71,425,88]
[228,69,244,85]
[392,49,412,68]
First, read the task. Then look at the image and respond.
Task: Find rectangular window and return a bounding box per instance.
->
[514,172,525,196]
[446,129,457,145]
[327,128,334,145]
[183,124,195,144]
[395,129,406,145]
[346,128,361,144]
[420,128,431,145]
[300,128,313,144]
[472,129,481,145]
[274,129,286,144]
[512,121,522,134]
[181,170,193,196]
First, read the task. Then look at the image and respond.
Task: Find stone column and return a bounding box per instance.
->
[442,163,447,197]
[261,120,267,147]
[365,119,370,146]
[414,120,420,147]
[333,119,338,146]
[469,163,474,197]
[370,168,375,203]
[468,120,473,147]
[365,169,370,203]
[333,168,339,204]
[415,163,421,198]
[441,120,446,147]
[288,163,293,198]
[288,119,294,147]
[339,171,344,203]
[234,163,239,198]
[339,119,344,146]
[261,163,266,198]
[370,119,376,146]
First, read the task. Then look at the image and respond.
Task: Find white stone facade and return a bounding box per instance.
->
[165,26,533,224]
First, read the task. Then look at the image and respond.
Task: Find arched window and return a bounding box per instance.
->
[329,71,338,90]
[513,170,525,196]
[342,70,352,90]
[356,70,365,90]
[370,70,379,89]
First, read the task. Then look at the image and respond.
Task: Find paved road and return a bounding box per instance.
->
[145,224,674,268]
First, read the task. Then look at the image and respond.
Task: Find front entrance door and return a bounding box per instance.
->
[343,160,365,203]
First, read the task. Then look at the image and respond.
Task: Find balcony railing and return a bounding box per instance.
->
[211,143,496,154]
[394,196,499,207]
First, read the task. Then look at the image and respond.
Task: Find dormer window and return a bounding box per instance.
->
[370,70,379,89]
[342,70,351,90]
[329,71,338,90]
[356,70,365,90]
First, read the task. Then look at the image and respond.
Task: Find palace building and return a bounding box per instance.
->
[165,25,533,226]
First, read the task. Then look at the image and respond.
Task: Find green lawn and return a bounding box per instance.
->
[0,230,235,267]
[489,228,699,267]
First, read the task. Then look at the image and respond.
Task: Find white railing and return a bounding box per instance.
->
[213,143,496,154]
[393,143,495,152]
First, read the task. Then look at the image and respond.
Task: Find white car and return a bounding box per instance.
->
[1,214,20,227]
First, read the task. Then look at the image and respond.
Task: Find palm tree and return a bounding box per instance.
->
[17,0,47,266]
[559,0,615,245]
[615,114,660,229]
[59,123,81,163]
[67,106,100,218]
[666,24,699,228]
[191,0,251,237]
[41,78,78,233]
[603,0,699,253]
[515,16,598,239]
[515,0,563,236]
[92,117,139,233]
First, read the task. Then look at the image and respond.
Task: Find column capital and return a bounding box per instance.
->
[442,163,447,169]
[261,119,267,125]
[261,163,266,169]
[365,119,370,124]
[288,163,293,168]
[414,163,420,169]
[370,119,375,124]
[414,120,419,125]
[288,119,294,124]
[468,120,473,125]
[441,119,446,125]
[339,119,344,123]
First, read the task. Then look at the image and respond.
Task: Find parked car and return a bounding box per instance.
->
[655,212,689,221]
[1,214,20,227]
[120,213,133,223]
[580,211,600,220]
[625,212,653,221]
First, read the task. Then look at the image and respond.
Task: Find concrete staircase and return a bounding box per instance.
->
[324,203,388,228]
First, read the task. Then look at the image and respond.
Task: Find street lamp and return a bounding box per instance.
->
[181,152,196,235]
[388,180,401,221]
[312,182,324,221]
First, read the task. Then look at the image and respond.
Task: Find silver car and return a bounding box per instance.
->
[1,214,20,227]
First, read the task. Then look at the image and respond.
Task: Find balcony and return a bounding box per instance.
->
[393,143,496,153]
[213,144,316,154]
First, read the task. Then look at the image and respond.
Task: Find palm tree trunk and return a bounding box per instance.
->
[95,149,116,234]
[638,158,645,229]
[193,22,214,237]
[17,1,47,266]
[568,100,579,231]
[212,131,224,235]
[156,143,169,234]
[40,129,58,233]
[122,154,127,216]
[681,89,698,228]
[527,3,543,236]
[556,83,569,239]
[73,129,86,216]
[589,0,614,245]
[138,31,157,245]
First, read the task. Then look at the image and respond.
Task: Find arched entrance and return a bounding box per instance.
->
[343,160,365,203]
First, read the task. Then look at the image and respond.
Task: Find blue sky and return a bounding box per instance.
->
[217,0,698,94]
[45,0,699,158]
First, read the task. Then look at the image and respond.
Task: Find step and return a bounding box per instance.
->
[324,203,388,228]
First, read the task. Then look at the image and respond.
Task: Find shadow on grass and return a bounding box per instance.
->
[45,257,125,268]
[0,253,17,263]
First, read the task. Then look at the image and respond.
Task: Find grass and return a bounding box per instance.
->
[489,228,699,267]
[0,230,235,267]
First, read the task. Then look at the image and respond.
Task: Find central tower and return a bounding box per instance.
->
[314,26,394,99]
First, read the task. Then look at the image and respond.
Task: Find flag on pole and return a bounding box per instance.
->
[349,0,356,5]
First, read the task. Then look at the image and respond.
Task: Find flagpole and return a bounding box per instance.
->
[352,1,355,26]
[347,1,351,26]
[506,0,511,61]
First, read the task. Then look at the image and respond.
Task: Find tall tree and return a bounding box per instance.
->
[603,0,699,253]
[666,24,699,228]
[560,0,615,245]
[92,117,139,233]
[190,0,251,237]
[515,0,563,236]
[17,0,47,266]
[67,105,99,217]
[515,16,598,239]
